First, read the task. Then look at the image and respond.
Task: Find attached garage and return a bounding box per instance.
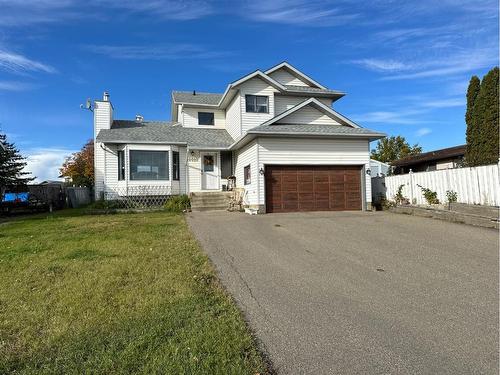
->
[265,165,363,213]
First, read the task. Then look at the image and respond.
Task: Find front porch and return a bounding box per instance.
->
[187,149,234,192]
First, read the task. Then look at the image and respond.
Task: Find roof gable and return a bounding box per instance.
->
[268,69,311,87]
[264,62,327,89]
[261,98,361,128]
[276,104,341,125]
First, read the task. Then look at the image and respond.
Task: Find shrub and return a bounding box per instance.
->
[417,184,440,204]
[164,195,191,213]
[89,199,125,210]
[394,184,409,205]
[446,190,458,203]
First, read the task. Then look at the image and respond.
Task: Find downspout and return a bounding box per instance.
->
[256,138,260,209]
[186,146,190,196]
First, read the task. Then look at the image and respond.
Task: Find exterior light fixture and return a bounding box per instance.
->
[259,167,265,175]
[366,168,371,176]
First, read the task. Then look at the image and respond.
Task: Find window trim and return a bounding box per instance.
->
[244,165,251,185]
[172,151,180,181]
[118,150,125,181]
[129,150,169,181]
[198,112,215,126]
[245,95,269,113]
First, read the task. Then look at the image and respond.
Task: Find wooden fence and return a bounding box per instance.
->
[372,163,500,206]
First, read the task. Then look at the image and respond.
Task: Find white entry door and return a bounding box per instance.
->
[201,153,219,190]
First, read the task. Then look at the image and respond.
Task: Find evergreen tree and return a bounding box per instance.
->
[371,135,422,163]
[0,133,34,191]
[466,67,499,166]
[465,76,480,164]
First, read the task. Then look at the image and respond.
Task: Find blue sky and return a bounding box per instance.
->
[0,0,498,181]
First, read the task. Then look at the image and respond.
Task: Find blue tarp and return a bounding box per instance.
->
[2,192,29,203]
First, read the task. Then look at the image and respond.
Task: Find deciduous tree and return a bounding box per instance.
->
[60,140,94,187]
[371,136,422,163]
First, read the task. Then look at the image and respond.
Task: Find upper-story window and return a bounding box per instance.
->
[245,95,268,113]
[198,112,214,125]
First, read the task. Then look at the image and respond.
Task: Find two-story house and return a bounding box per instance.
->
[94,62,385,213]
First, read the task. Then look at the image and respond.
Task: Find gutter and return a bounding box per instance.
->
[228,131,386,150]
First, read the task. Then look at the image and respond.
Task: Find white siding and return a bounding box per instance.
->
[256,137,371,208]
[268,69,310,86]
[182,107,226,129]
[234,140,259,206]
[187,150,201,192]
[104,144,119,193]
[225,94,241,139]
[276,104,341,125]
[101,144,188,198]
[187,150,221,192]
[93,100,112,199]
[178,146,187,194]
[275,95,332,115]
[239,77,278,134]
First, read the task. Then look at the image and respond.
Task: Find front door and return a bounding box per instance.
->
[201,153,219,190]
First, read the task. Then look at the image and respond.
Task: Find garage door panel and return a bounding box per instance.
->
[265,165,362,213]
[298,182,314,192]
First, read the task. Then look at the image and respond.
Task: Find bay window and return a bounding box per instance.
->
[129,150,169,180]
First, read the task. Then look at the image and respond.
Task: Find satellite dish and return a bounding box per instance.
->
[79,98,93,112]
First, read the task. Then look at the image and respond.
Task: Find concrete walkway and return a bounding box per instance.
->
[186,211,498,374]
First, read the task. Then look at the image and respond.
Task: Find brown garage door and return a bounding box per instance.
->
[265,165,363,213]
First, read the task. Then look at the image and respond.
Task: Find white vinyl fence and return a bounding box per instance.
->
[373,163,500,206]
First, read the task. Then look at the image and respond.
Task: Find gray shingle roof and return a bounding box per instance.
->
[172,85,343,107]
[96,120,234,148]
[172,91,222,105]
[284,85,344,95]
[248,123,385,138]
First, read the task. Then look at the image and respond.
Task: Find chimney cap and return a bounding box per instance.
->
[135,114,144,122]
[103,91,110,101]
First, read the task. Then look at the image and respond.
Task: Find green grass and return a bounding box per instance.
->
[0,211,266,374]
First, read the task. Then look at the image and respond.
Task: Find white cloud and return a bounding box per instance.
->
[421,98,464,108]
[84,44,230,60]
[241,0,360,26]
[24,148,75,183]
[353,109,428,125]
[0,80,37,91]
[415,127,432,137]
[0,49,56,74]
[102,0,213,20]
[0,0,212,27]
[352,58,410,72]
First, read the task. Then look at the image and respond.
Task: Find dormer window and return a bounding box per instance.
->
[198,112,214,125]
[245,95,269,113]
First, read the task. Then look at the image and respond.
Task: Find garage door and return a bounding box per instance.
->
[265,165,363,213]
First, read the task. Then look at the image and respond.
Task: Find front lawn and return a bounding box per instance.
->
[0,211,266,374]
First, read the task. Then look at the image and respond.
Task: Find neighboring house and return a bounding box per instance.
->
[369,159,390,177]
[94,62,385,213]
[391,145,466,175]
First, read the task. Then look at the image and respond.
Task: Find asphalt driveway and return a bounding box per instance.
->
[186,211,498,374]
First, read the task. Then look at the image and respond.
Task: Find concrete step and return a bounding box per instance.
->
[191,206,228,212]
[390,206,499,229]
[190,192,232,212]
[449,203,499,219]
